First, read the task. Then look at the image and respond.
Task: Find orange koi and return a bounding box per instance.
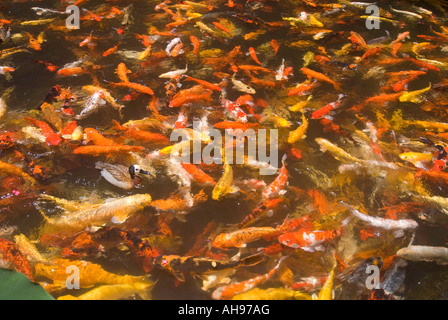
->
[124,127,169,145]
[102,43,120,57]
[169,91,213,108]
[84,128,117,146]
[361,47,382,61]
[0,238,34,281]
[391,42,402,56]
[212,21,233,38]
[348,31,368,51]
[270,39,280,55]
[404,57,440,72]
[248,47,261,65]
[115,63,131,83]
[183,75,222,91]
[135,34,152,48]
[180,163,216,186]
[107,81,154,95]
[73,145,145,155]
[57,66,90,77]
[35,60,58,72]
[25,32,41,51]
[364,92,402,105]
[166,18,188,29]
[236,65,272,74]
[213,121,259,130]
[288,80,315,96]
[190,35,200,55]
[301,68,341,91]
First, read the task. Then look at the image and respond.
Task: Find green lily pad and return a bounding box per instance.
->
[0,268,54,300]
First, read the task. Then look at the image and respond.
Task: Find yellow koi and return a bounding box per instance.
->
[232,288,312,300]
[399,152,433,166]
[290,95,312,112]
[317,269,334,300]
[288,115,308,144]
[399,84,431,103]
[212,163,239,200]
[35,258,152,289]
[58,282,154,300]
[315,138,364,163]
[41,194,153,234]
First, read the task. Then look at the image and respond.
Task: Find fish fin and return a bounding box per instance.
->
[111,212,129,224]
[229,186,240,194]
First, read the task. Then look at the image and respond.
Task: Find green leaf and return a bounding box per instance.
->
[0,268,54,300]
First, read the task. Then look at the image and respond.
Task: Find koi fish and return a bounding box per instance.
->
[238,198,284,228]
[0,238,34,281]
[23,117,61,146]
[317,269,335,300]
[397,245,448,265]
[232,288,312,300]
[248,47,261,65]
[300,68,342,91]
[213,226,284,249]
[58,283,154,300]
[35,258,152,289]
[278,228,341,252]
[107,81,154,96]
[212,256,286,300]
[183,75,222,91]
[41,194,153,234]
[340,202,418,232]
[73,145,145,156]
[399,84,431,103]
[212,163,239,200]
[312,94,344,119]
[231,74,256,94]
[288,115,309,144]
[262,154,288,199]
[180,163,216,186]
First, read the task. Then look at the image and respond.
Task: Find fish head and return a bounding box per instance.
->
[212,234,228,248]
[277,233,300,249]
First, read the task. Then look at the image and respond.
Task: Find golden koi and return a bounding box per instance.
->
[212,163,239,200]
[41,194,153,233]
[399,84,431,103]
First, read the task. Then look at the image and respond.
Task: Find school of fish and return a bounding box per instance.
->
[1,0,448,300]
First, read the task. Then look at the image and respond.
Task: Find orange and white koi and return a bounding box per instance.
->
[262,155,288,199]
[0,66,14,74]
[278,228,341,252]
[312,94,344,119]
[224,99,248,123]
[212,257,286,300]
